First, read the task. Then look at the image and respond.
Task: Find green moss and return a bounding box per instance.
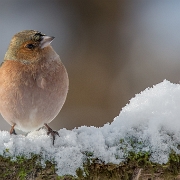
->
[0,154,58,180]
[73,150,180,180]
[1,149,180,179]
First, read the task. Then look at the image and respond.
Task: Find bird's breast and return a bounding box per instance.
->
[0,58,69,131]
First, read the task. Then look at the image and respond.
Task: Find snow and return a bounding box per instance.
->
[1,80,180,176]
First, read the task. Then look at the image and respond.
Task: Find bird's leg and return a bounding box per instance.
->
[44,123,59,145]
[10,124,17,135]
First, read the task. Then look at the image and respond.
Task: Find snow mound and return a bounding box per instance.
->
[1,80,180,176]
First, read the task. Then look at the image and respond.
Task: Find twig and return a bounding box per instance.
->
[132,168,142,180]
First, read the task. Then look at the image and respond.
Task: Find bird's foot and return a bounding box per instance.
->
[44,123,59,145]
[10,124,17,135]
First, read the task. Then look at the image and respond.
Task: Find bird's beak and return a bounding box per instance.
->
[40,35,55,49]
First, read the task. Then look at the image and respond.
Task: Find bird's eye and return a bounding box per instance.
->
[26,44,35,49]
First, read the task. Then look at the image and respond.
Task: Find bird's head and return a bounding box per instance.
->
[4,30,55,63]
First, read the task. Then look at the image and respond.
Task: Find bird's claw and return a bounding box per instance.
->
[10,129,17,135]
[44,123,59,145]
[47,130,59,136]
[10,124,17,135]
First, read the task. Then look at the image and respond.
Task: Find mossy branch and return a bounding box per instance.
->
[1,151,180,180]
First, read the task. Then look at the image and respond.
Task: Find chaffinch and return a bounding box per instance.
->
[0,30,69,144]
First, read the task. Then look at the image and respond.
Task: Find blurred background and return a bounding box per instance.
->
[1,0,180,131]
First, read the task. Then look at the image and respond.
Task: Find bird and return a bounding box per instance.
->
[0,30,69,144]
